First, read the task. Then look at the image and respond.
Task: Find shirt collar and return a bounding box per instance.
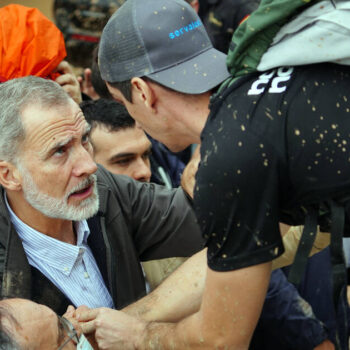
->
[4,192,90,275]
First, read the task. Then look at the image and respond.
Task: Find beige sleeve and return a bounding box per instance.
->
[142,257,188,291]
[272,225,330,270]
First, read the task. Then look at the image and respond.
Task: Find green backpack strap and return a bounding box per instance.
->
[218,0,322,93]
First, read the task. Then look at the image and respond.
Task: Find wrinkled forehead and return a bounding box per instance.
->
[2,298,53,321]
[20,101,88,145]
[1,299,59,348]
[20,99,82,128]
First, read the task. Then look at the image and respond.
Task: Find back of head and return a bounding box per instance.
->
[80,98,135,132]
[0,4,66,82]
[90,45,113,99]
[99,0,230,94]
[0,77,71,163]
[54,0,126,68]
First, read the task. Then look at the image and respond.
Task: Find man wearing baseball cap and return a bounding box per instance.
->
[77,0,350,348]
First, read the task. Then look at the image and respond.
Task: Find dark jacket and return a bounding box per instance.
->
[199,0,259,53]
[0,166,204,314]
[251,269,330,350]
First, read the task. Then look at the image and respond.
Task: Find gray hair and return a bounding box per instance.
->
[0,76,73,162]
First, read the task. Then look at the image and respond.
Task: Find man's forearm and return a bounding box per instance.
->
[133,262,272,350]
[78,262,272,349]
[124,226,329,322]
[123,249,207,322]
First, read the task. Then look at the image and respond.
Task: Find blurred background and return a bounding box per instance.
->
[0,1,54,20]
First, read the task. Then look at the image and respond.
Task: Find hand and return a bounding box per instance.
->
[63,305,98,349]
[63,304,76,318]
[77,68,100,100]
[181,145,200,198]
[77,307,146,350]
[54,61,82,104]
[314,339,335,350]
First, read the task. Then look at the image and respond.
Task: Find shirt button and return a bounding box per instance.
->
[64,267,69,272]
[84,272,90,279]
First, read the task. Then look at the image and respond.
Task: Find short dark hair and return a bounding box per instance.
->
[108,80,133,102]
[91,45,113,100]
[80,98,135,133]
[0,305,21,350]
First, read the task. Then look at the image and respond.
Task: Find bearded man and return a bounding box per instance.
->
[0,76,203,315]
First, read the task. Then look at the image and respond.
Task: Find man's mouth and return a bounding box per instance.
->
[69,184,93,200]
[68,178,95,201]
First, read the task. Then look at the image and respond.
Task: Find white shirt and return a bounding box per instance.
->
[5,194,115,308]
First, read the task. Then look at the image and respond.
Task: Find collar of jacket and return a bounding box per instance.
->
[0,167,113,300]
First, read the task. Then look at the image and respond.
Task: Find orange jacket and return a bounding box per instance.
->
[0,4,66,82]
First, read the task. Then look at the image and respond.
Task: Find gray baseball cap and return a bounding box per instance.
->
[99,0,230,94]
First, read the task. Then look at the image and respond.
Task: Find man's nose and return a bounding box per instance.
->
[72,146,98,177]
[132,159,152,182]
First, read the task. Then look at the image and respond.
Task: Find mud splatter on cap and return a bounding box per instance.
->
[99,0,230,94]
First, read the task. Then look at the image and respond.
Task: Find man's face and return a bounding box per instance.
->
[106,83,185,152]
[2,299,78,349]
[16,101,99,221]
[91,124,152,182]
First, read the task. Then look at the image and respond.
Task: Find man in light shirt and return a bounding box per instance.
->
[0,76,203,315]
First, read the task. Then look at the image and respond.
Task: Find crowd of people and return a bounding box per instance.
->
[0,0,350,349]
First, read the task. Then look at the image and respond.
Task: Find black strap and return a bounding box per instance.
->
[329,201,347,350]
[287,200,348,350]
[330,200,346,309]
[288,207,318,285]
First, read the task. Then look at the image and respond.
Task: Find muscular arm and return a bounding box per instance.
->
[123,226,329,323]
[124,249,207,322]
[139,262,272,350]
[77,226,330,348]
[79,262,272,350]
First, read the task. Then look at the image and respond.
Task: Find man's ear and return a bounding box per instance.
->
[190,0,199,13]
[130,77,157,112]
[0,161,22,191]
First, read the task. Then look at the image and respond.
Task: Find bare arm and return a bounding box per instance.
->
[180,145,200,198]
[77,225,329,328]
[124,249,207,322]
[124,225,330,322]
[79,262,272,350]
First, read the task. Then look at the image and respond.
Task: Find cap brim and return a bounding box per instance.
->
[147,48,230,94]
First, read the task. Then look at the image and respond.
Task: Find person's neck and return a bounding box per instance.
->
[181,91,211,143]
[6,191,76,245]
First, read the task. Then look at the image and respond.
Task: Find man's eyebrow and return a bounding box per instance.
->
[108,152,135,163]
[143,146,152,154]
[50,137,73,152]
[83,124,92,135]
[48,124,91,154]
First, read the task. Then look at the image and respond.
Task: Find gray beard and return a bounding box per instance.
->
[18,164,99,221]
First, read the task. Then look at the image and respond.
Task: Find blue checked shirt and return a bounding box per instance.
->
[5,194,114,309]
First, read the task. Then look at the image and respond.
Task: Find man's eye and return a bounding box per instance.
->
[143,150,152,159]
[115,158,131,165]
[54,147,66,156]
[82,134,90,144]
